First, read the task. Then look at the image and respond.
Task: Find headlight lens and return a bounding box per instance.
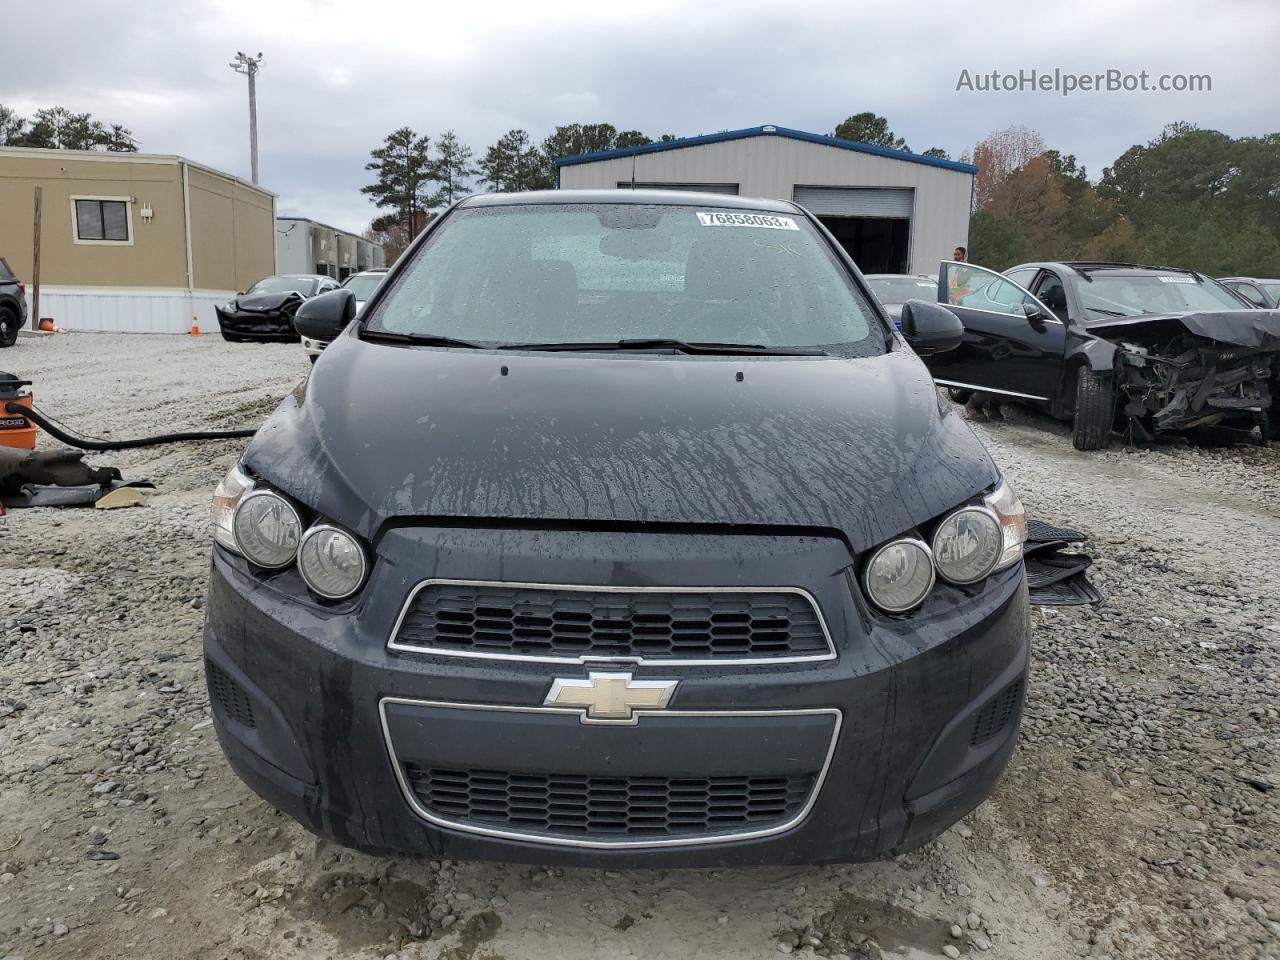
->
[297,524,368,599]
[932,506,1003,584]
[232,490,303,568]
[863,537,935,613]
[984,480,1027,571]
[211,463,252,554]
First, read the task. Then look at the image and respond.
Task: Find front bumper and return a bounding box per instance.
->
[204,527,1031,866]
[214,306,300,342]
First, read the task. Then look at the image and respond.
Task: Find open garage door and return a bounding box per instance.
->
[793,187,912,274]
[616,182,739,194]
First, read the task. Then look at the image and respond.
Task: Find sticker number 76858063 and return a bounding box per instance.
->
[696,211,799,230]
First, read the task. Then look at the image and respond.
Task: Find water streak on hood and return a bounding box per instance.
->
[245,337,1000,553]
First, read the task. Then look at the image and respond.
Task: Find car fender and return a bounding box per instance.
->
[1075,337,1118,374]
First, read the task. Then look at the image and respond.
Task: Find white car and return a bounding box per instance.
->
[303,269,388,362]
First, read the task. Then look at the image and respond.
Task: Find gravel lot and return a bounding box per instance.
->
[1,333,1277,960]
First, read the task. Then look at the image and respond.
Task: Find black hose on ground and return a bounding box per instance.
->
[6,401,257,450]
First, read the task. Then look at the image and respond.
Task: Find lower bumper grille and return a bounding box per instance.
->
[971,679,1023,746]
[404,765,815,840]
[207,660,256,729]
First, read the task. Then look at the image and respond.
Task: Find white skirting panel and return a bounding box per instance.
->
[25,287,235,334]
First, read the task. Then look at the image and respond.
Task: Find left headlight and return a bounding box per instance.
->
[232,490,303,568]
[983,479,1027,572]
[297,524,368,600]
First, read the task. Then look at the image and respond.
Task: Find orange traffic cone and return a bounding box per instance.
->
[189,320,200,336]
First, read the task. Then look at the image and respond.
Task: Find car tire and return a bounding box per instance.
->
[0,306,18,348]
[1072,367,1116,451]
[946,387,973,404]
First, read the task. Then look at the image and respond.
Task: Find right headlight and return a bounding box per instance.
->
[297,523,368,600]
[932,506,1003,585]
[863,537,936,613]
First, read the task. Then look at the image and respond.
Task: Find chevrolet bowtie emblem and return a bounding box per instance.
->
[544,672,678,723]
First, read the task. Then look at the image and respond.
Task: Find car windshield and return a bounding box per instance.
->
[365,203,885,355]
[1079,274,1246,318]
[343,274,384,301]
[867,276,938,303]
[249,276,317,296]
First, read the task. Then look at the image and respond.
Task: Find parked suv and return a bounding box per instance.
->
[0,257,28,348]
[1218,277,1280,309]
[205,191,1030,865]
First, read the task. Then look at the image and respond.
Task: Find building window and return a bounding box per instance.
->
[72,197,133,244]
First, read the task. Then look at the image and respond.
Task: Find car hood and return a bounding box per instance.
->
[244,337,1000,553]
[1086,309,1280,349]
[232,291,305,313]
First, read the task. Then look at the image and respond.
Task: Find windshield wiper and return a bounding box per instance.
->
[505,338,829,356]
[361,329,488,349]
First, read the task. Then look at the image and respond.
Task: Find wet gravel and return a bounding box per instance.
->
[0,333,1276,960]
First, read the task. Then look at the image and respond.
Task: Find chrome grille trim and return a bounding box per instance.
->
[379,697,843,849]
[385,579,837,665]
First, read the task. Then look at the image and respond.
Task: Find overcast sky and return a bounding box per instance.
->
[4,0,1276,232]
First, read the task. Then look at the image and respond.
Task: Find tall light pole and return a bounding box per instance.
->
[229,51,263,184]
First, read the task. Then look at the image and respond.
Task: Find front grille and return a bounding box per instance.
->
[971,679,1023,747]
[405,765,815,840]
[391,582,831,661]
[206,660,256,729]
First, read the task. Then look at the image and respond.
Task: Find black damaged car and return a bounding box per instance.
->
[203,190,1031,865]
[928,261,1280,449]
[215,274,340,342]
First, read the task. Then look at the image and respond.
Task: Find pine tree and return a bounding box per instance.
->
[362,128,433,238]
[430,130,477,207]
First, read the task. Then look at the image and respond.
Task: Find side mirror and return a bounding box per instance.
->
[1022,301,1047,322]
[900,299,964,355]
[293,288,356,341]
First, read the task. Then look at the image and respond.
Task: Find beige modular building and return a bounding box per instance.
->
[0,146,276,333]
[556,125,976,276]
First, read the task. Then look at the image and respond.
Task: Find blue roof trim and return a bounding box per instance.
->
[553,125,978,175]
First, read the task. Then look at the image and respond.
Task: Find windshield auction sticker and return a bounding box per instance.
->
[696,211,799,230]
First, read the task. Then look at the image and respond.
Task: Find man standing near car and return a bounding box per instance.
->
[948,246,973,303]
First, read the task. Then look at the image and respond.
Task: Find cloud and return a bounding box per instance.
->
[2,0,1276,230]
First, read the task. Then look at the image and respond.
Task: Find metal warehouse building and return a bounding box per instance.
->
[556,125,976,276]
[0,147,277,332]
[275,217,385,280]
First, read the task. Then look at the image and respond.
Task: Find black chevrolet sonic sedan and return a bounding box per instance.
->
[204,190,1031,866]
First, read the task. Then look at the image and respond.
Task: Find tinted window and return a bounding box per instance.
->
[946,264,1037,316]
[1079,275,1246,317]
[0,258,14,282]
[249,276,318,296]
[368,204,884,354]
[1264,283,1280,302]
[342,274,385,301]
[866,277,937,303]
[1229,282,1267,307]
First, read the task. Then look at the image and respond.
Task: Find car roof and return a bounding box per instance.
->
[1010,261,1210,279]
[274,273,329,280]
[1219,276,1280,284]
[460,189,802,214]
